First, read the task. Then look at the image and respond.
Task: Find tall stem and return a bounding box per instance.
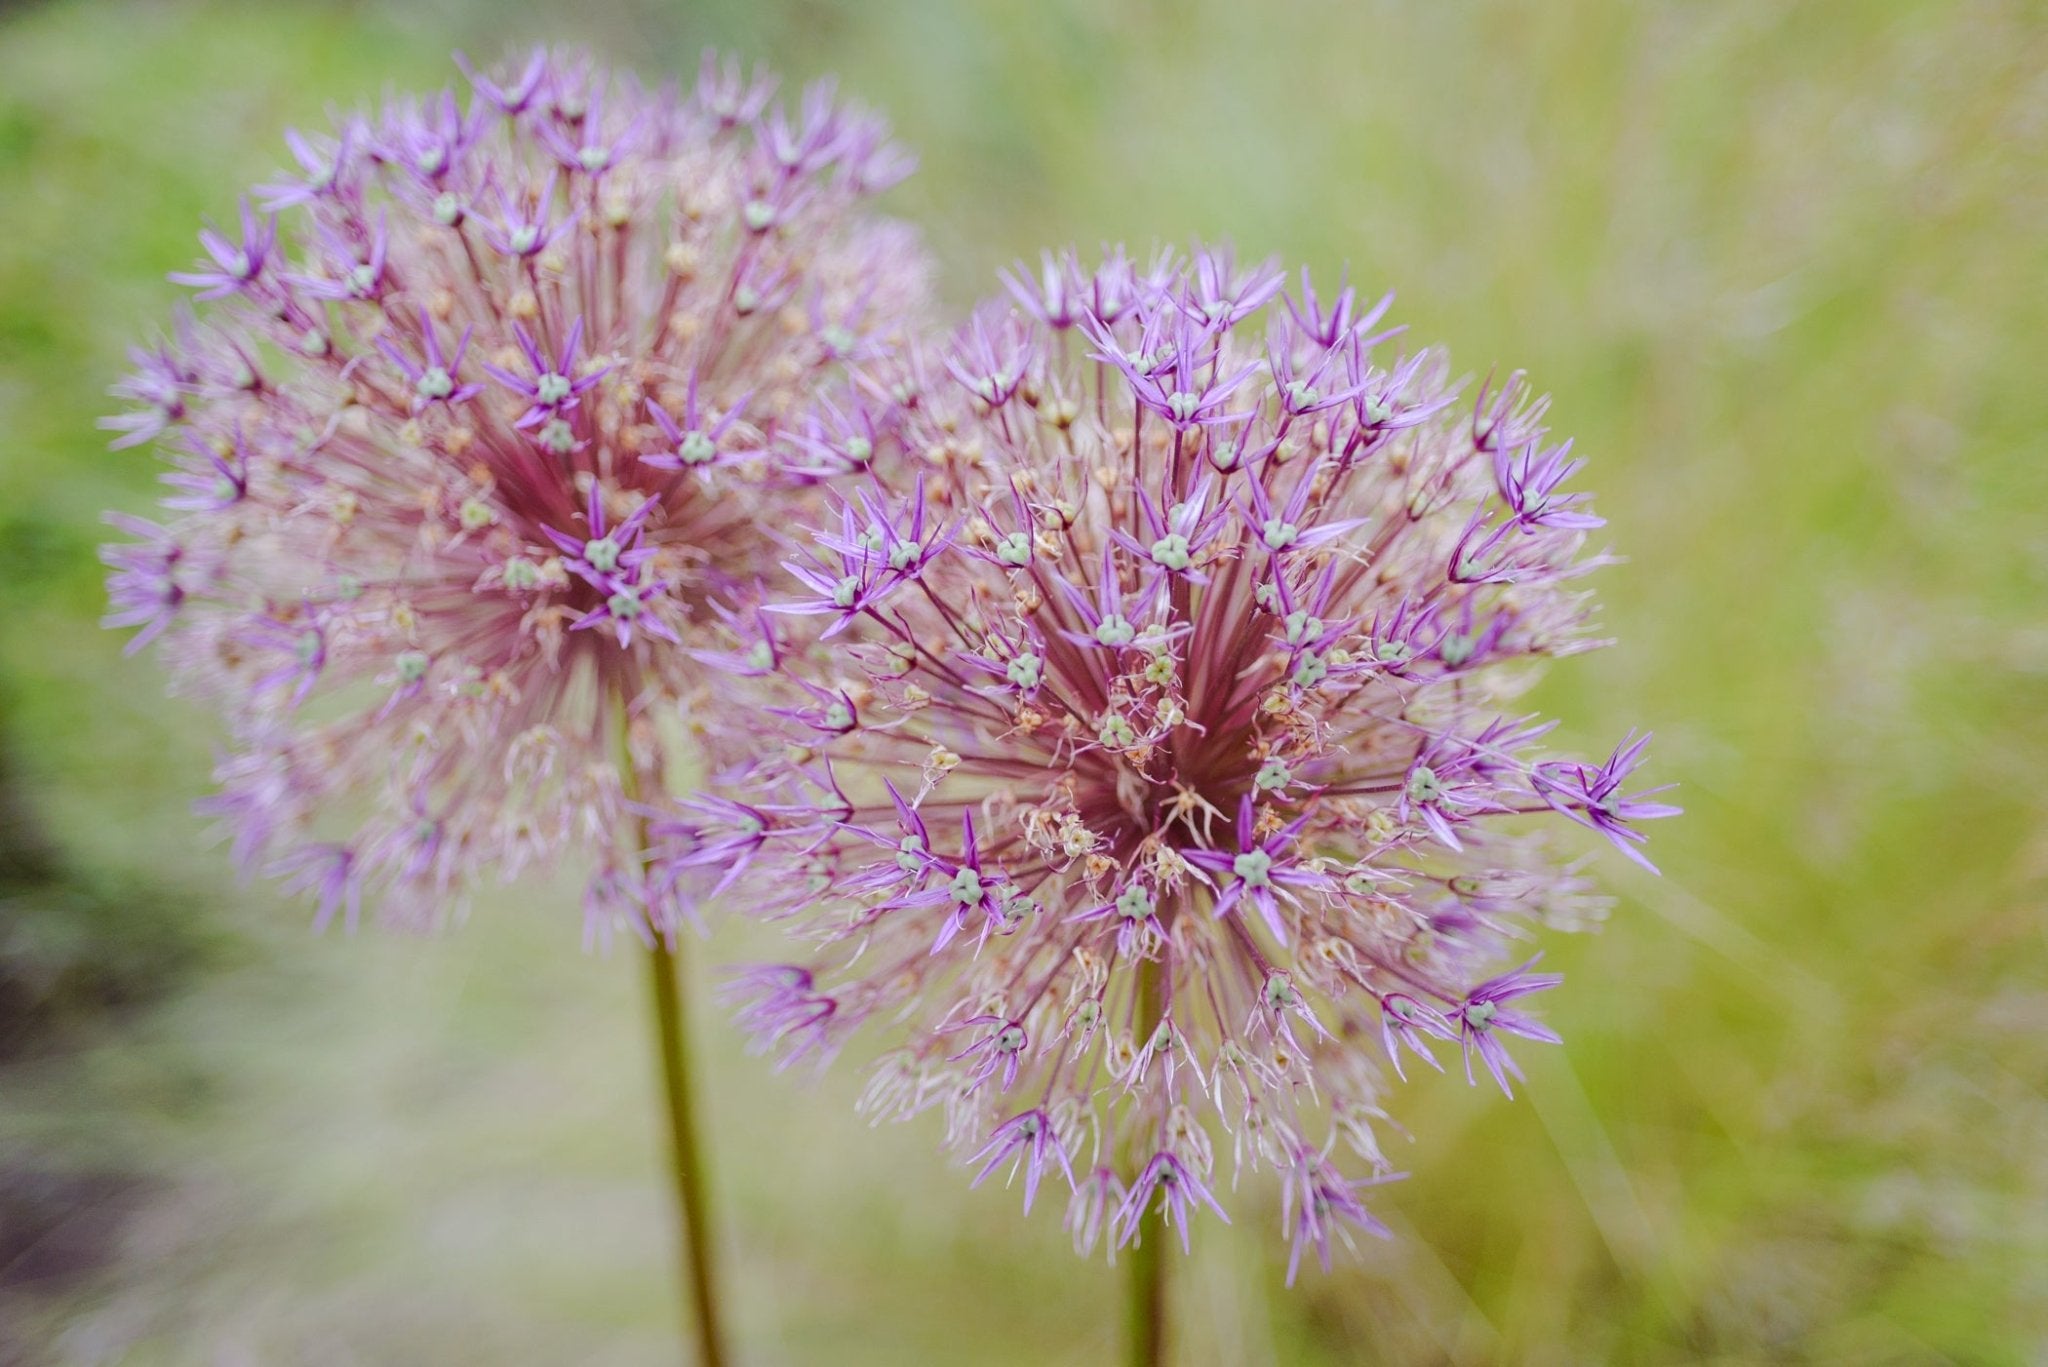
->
[616,699,730,1367]
[1125,951,1167,1367]
[646,928,729,1367]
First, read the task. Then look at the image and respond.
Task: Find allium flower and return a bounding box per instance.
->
[100,48,930,937]
[682,246,1674,1276]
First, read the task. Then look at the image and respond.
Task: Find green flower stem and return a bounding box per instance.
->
[1126,949,1167,1367]
[616,698,729,1367]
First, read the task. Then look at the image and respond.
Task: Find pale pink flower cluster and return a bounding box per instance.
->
[101,49,931,936]
[683,247,1672,1273]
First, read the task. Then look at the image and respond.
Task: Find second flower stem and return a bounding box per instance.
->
[616,696,729,1367]
[1126,950,1167,1367]
[646,927,729,1367]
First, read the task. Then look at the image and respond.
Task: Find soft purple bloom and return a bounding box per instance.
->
[542,486,675,648]
[694,50,777,128]
[769,485,929,634]
[168,199,275,299]
[531,82,644,176]
[273,842,363,933]
[97,513,187,653]
[479,170,579,259]
[456,48,548,116]
[1106,473,1231,585]
[376,308,483,412]
[1266,330,1366,418]
[944,303,1035,409]
[767,677,862,737]
[999,249,1083,329]
[544,482,659,584]
[649,793,776,906]
[1187,244,1285,327]
[570,573,678,649]
[376,88,483,186]
[761,77,860,176]
[1284,267,1392,351]
[668,245,1669,1268]
[482,317,608,429]
[1279,1147,1393,1284]
[1239,457,1368,557]
[642,374,754,473]
[1069,877,1168,962]
[720,964,840,1069]
[1067,1167,1125,1260]
[99,334,195,448]
[159,428,250,512]
[1495,435,1603,532]
[947,1015,1030,1093]
[781,391,886,477]
[1087,299,1259,431]
[1455,958,1565,1098]
[257,122,361,210]
[1115,1151,1230,1254]
[1533,730,1682,872]
[245,614,329,709]
[290,211,390,302]
[1184,796,1334,945]
[688,602,783,677]
[970,1110,1075,1213]
[100,48,932,934]
[1399,715,1555,850]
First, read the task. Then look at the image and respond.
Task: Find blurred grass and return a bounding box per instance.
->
[1,0,2044,1362]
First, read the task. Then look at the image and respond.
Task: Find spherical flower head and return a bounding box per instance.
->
[694,246,1675,1274]
[99,48,931,939]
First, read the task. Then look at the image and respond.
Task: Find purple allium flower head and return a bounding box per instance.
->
[100,48,930,936]
[676,244,1675,1272]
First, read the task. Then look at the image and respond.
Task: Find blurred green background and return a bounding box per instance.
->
[2,0,2044,1362]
